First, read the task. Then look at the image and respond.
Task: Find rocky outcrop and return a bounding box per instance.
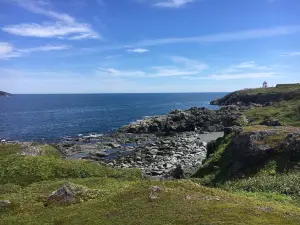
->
[282,133,300,161]
[224,131,279,176]
[118,107,245,134]
[195,127,300,182]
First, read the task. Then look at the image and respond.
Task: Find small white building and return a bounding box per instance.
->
[263,81,268,88]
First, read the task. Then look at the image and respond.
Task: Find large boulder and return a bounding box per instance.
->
[45,183,98,206]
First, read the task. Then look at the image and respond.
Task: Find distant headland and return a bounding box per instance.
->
[0,91,11,97]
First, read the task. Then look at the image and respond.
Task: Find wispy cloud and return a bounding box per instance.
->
[184,61,278,80]
[98,56,208,78]
[105,55,122,59]
[183,72,275,80]
[95,0,105,6]
[0,43,21,59]
[219,61,273,73]
[0,42,70,60]
[135,26,300,47]
[153,0,197,8]
[3,22,98,39]
[281,52,300,57]
[126,48,149,53]
[2,0,100,40]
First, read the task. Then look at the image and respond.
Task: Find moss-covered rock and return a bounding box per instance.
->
[45,182,100,206]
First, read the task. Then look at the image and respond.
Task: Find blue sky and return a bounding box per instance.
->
[0,0,300,93]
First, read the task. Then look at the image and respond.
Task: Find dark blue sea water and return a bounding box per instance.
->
[0,93,226,142]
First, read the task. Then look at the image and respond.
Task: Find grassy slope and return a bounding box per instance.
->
[242,84,300,95]
[234,85,300,126]
[213,85,300,126]
[0,144,141,186]
[244,99,300,126]
[2,145,300,224]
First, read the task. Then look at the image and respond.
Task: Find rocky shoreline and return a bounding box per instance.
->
[55,131,223,178]
[3,106,247,178]
[54,106,246,178]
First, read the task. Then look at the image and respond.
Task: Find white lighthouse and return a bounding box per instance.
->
[263,81,268,88]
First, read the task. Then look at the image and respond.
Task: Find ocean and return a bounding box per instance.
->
[0,93,226,142]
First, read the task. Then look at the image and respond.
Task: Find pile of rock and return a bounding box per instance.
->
[106,132,212,177]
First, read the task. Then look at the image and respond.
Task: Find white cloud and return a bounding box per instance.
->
[14,0,75,23]
[0,43,14,56]
[220,61,273,73]
[153,0,197,8]
[281,52,300,57]
[126,48,149,53]
[3,0,100,40]
[183,72,275,80]
[183,60,278,80]
[0,42,70,60]
[135,26,300,47]
[3,22,98,39]
[98,56,208,78]
[18,45,70,53]
[0,43,22,59]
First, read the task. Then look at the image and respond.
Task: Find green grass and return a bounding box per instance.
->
[2,179,300,224]
[244,99,300,126]
[2,138,300,224]
[0,144,141,186]
[192,133,235,185]
[222,171,300,199]
[238,84,300,96]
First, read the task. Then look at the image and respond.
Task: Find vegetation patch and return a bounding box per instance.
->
[2,179,300,224]
[222,171,300,199]
[244,100,300,126]
[0,144,141,186]
[192,133,235,185]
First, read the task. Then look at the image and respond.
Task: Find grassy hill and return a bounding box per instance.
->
[2,144,300,224]
[211,84,300,106]
[193,84,300,213]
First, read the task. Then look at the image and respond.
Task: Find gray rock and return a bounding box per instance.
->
[45,183,88,206]
[149,186,161,201]
[0,200,11,208]
[260,120,282,126]
[108,143,122,148]
[20,142,42,156]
